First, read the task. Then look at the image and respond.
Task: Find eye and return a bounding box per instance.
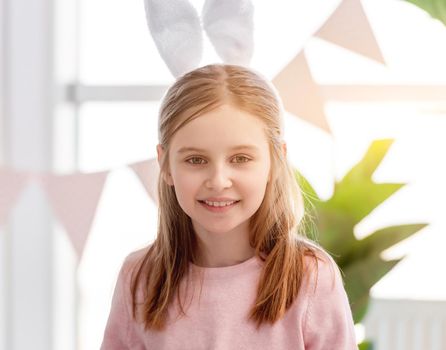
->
[232,155,251,163]
[186,157,206,165]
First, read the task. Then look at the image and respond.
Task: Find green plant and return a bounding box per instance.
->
[358,340,374,350]
[296,139,428,323]
[404,0,446,26]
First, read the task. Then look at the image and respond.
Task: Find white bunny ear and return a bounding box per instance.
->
[144,0,203,77]
[202,0,254,66]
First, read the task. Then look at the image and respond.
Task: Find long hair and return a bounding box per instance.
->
[131,64,326,331]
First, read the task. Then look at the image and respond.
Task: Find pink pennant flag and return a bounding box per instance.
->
[38,170,108,260]
[273,50,331,133]
[315,0,385,64]
[128,158,160,206]
[0,167,31,227]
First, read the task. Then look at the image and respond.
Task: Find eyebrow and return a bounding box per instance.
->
[177,145,260,154]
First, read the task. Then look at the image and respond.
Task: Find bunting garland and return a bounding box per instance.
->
[274,0,385,132]
[273,50,331,133]
[129,158,160,205]
[38,171,109,260]
[315,0,385,64]
[0,167,30,226]
[0,159,159,260]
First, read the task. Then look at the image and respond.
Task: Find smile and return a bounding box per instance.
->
[198,200,240,212]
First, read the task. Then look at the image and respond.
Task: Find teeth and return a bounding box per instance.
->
[203,200,236,207]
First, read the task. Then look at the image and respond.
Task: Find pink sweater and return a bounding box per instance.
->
[101,247,358,349]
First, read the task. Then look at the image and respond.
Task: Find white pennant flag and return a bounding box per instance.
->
[38,170,108,260]
[0,167,31,227]
[129,158,160,206]
[273,50,330,133]
[315,0,385,64]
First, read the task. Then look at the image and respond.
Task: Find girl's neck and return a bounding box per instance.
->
[194,245,256,268]
[192,220,255,268]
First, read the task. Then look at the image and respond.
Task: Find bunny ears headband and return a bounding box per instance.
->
[143,0,255,78]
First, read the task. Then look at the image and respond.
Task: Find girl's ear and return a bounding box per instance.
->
[156,144,174,186]
[164,174,174,186]
[156,144,164,164]
[282,142,287,157]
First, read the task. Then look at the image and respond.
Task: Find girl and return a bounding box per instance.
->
[101,64,358,349]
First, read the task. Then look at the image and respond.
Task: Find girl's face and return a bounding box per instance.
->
[157,104,271,238]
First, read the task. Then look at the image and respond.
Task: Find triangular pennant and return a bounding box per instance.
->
[0,167,31,227]
[273,50,331,133]
[129,158,160,206]
[315,0,385,64]
[38,170,108,260]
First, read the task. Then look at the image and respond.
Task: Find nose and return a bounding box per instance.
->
[205,164,232,190]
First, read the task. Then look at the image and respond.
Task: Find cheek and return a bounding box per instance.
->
[240,170,269,196]
[171,171,200,200]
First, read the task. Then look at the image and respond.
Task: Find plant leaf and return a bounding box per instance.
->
[358,340,374,350]
[338,223,428,266]
[342,255,401,322]
[404,0,446,26]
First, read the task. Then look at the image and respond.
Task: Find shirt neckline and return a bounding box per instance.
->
[188,254,262,280]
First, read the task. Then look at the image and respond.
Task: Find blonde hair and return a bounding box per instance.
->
[131,64,325,331]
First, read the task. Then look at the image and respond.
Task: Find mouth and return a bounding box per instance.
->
[197,200,241,212]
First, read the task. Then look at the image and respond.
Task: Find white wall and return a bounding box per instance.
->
[1,0,55,349]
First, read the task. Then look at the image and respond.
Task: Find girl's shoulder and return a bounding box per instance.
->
[114,244,155,307]
[118,244,154,284]
[124,245,152,265]
[298,242,357,348]
[301,242,344,297]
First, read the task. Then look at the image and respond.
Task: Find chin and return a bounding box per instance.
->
[192,219,243,235]
[201,224,237,234]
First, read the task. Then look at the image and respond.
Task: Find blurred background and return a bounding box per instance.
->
[1,0,445,349]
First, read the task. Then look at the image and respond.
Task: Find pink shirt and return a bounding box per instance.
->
[101,247,358,349]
